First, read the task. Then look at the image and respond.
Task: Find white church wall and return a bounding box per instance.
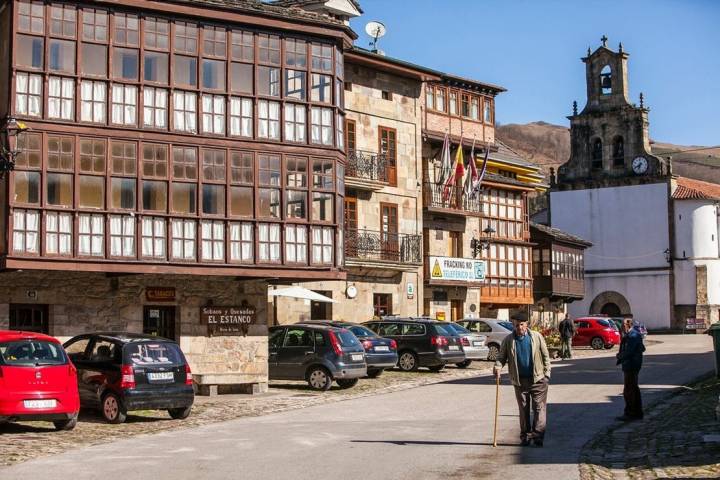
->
[568,271,672,329]
[551,182,670,271]
[674,200,719,259]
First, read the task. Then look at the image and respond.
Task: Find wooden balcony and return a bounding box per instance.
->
[345,150,388,191]
[423,182,483,216]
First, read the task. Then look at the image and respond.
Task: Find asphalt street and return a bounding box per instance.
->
[2,334,713,480]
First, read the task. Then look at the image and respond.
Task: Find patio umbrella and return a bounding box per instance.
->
[268,286,337,303]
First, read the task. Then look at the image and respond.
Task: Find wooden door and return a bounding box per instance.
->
[379,126,397,186]
[380,202,399,261]
[344,196,358,257]
[311,291,332,320]
[373,293,392,318]
[143,306,176,340]
[451,300,464,322]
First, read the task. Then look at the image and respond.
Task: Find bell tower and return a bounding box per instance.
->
[556,37,669,187]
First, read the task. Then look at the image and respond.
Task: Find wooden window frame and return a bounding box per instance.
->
[379,126,397,186]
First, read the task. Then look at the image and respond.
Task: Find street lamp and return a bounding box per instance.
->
[470,225,496,258]
[0,116,30,178]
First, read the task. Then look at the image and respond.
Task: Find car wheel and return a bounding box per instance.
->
[101,392,127,424]
[428,365,445,372]
[307,366,333,391]
[590,337,604,350]
[336,378,359,389]
[366,369,383,379]
[455,360,472,369]
[53,413,78,431]
[487,344,500,361]
[168,406,192,420]
[398,351,419,372]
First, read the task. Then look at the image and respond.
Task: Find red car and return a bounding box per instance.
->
[572,317,621,350]
[0,330,80,430]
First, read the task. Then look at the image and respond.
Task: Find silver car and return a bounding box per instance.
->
[457,318,514,361]
[443,322,490,368]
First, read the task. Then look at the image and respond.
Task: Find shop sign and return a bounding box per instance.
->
[685,318,707,330]
[146,287,176,302]
[203,306,256,336]
[406,282,415,299]
[430,256,486,283]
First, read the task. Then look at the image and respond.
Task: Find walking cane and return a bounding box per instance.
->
[492,373,500,447]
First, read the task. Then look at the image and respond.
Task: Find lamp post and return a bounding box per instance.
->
[0,116,30,178]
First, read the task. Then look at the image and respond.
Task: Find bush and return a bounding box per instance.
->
[532,325,561,349]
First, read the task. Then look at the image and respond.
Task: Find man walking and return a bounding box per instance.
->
[616,316,645,420]
[558,315,576,359]
[494,312,552,446]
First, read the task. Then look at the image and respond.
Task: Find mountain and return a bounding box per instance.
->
[496,122,720,184]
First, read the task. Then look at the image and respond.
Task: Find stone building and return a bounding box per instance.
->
[0,0,355,392]
[551,38,720,330]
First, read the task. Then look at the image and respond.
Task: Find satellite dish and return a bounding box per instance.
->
[365,21,386,52]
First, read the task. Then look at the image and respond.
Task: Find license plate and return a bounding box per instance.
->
[148,372,174,381]
[374,346,390,352]
[473,341,484,346]
[448,345,459,351]
[351,354,364,361]
[24,399,56,409]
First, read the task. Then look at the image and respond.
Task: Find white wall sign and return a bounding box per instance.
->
[406,282,415,299]
[429,256,486,282]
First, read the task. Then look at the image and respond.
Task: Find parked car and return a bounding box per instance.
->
[363,318,465,372]
[0,330,80,431]
[268,324,367,391]
[298,321,397,378]
[63,333,194,424]
[572,318,621,350]
[457,318,514,361]
[591,315,648,339]
[441,322,490,367]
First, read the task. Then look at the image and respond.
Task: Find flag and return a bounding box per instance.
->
[454,141,465,180]
[436,132,452,187]
[442,135,462,201]
[463,138,478,196]
[470,147,490,199]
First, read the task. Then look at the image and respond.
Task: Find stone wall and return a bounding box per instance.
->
[0,271,269,384]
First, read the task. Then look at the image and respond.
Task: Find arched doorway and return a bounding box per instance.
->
[600,302,622,317]
[589,291,632,317]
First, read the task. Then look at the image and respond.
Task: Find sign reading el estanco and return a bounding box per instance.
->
[430,256,486,283]
[203,306,256,336]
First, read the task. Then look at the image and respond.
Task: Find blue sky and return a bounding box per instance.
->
[349,0,719,146]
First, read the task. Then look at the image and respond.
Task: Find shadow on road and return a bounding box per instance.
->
[352,440,522,447]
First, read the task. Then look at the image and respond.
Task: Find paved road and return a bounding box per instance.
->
[2,335,713,480]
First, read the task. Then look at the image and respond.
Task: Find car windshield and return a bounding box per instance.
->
[433,324,454,336]
[348,326,375,337]
[124,342,184,366]
[0,340,66,366]
[498,321,513,331]
[337,330,360,347]
[596,319,612,328]
[446,323,471,334]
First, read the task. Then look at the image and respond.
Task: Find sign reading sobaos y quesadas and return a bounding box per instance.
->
[203,306,256,336]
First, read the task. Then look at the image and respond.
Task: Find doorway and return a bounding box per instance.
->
[9,304,49,333]
[380,202,399,261]
[373,293,392,318]
[311,291,332,320]
[600,302,622,317]
[450,300,464,322]
[143,306,176,340]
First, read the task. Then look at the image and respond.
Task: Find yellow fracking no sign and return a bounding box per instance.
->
[431,259,442,278]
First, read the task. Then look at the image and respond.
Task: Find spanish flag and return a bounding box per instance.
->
[454,140,465,180]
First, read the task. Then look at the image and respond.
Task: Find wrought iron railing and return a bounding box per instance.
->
[345,228,422,264]
[423,182,483,213]
[346,150,388,183]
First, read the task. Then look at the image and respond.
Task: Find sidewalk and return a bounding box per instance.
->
[580,376,720,479]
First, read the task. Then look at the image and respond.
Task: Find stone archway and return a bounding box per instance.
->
[589,291,632,316]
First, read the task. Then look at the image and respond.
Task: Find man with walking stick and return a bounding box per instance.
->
[493,312,552,447]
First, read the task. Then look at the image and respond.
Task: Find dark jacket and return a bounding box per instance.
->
[558,319,575,340]
[616,327,645,372]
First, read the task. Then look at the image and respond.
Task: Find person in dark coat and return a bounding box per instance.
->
[616,316,646,420]
[558,316,576,359]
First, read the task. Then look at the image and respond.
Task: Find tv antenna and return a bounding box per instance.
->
[365,21,386,53]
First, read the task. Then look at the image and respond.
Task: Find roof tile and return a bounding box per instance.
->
[672,176,720,201]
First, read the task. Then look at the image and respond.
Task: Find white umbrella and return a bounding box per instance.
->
[268,286,337,303]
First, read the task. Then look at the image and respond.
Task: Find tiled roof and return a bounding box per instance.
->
[482,172,533,189]
[167,0,348,28]
[672,176,720,201]
[489,140,540,170]
[531,223,592,247]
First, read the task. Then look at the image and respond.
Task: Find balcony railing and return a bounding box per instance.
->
[346,150,388,183]
[345,228,422,264]
[423,182,483,214]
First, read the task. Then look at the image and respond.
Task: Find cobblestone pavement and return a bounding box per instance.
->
[580,376,720,480]
[0,345,613,468]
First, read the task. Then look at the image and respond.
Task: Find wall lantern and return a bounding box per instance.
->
[470,226,496,258]
[0,116,29,178]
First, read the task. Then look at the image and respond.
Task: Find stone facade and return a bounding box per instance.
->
[0,271,269,389]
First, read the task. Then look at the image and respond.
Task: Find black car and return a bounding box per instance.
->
[299,321,398,378]
[63,333,194,424]
[268,324,367,391]
[363,318,465,372]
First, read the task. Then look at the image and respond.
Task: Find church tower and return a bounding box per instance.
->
[556,37,669,186]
